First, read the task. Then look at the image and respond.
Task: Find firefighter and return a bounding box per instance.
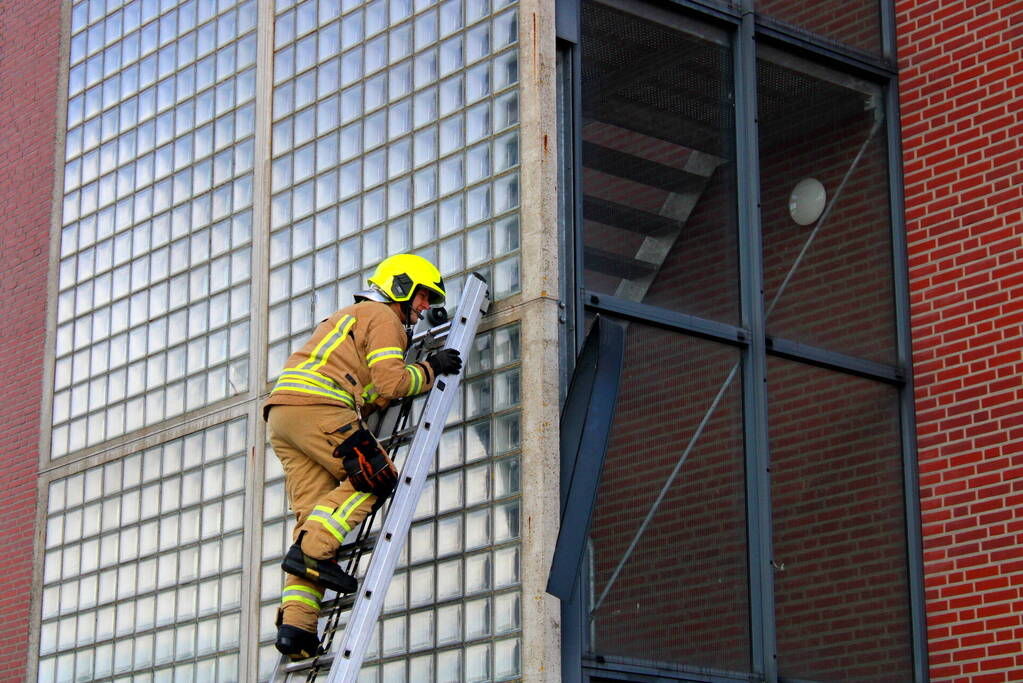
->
[264,253,463,659]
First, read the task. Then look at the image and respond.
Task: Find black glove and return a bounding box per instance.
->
[426,348,462,376]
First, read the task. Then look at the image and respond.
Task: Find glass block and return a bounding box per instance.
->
[465,597,489,640]
[388,138,411,178]
[387,217,410,253]
[494,49,517,90]
[465,642,490,682]
[363,225,386,265]
[409,565,434,606]
[464,419,490,463]
[466,23,490,65]
[438,154,462,196]
[412,206,436,246]
[439,113,464,156]
[409,520,435,564]
[384,571,408,613]
[410,654,433,681]
[413,87,437,130]
[388,177,412,218]
[413,166,437,207]
[437,649,461,683]
[410,609,434,651]
[439,194,462,236]
[466,101,490,143]
[435,472,464,515]
[468,61,491,102]
[365,110,386,149]
[340,159,362,199]
[362,73,386,113]
[465,507,489,550]
[495,637,520,678]
[494,90,517,130]
[438,75,463,116]
[494,255,519,298]
[436,514,463,558]
[382,615,407,656]
[414,50,437,89]
[414,9,438,50]
[387,25,411,66]
[493,9,518,49]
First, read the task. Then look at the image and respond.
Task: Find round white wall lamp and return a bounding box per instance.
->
[788,177,827,226]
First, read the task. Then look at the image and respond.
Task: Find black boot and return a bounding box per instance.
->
[282,534,358,594]
[275,624,322,660]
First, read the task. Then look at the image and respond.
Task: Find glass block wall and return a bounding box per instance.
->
[37,418,248,682]
[52,0,256,458]
[259,324,523,681]
[43,0,525,679]
[266,0,521,375]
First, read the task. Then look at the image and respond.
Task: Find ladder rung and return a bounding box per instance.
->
[282,651,337,673]
[377,425,417,448]
[337,536,375,557]
[320,593,357,613]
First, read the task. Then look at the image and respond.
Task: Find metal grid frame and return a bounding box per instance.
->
[555,0,926,681]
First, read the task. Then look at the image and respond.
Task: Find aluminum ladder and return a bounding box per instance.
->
[268,272,491,683]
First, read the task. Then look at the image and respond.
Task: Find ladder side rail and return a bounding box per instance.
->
[325,274,490,683]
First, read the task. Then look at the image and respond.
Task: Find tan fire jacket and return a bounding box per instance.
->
[263,300,434,420]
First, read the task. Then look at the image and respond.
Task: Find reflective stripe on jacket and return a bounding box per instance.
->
[263,300,434,418]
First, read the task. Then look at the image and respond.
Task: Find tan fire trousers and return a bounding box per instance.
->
[267,403,379,632]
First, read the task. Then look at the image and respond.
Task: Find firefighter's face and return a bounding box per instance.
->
[408,288,431,324]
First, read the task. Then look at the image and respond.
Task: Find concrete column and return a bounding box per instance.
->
[516,0,563,678]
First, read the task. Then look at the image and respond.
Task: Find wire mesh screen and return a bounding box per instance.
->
[580,0,739,325]
[757,50,896,365]
[588,323,750,673]
[769,357,913,681]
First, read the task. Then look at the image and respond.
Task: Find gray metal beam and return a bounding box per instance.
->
[735,4,777,681]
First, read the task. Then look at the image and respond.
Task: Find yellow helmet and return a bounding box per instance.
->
[368,254,446,305]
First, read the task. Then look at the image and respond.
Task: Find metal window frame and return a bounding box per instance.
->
[556,0,928,681]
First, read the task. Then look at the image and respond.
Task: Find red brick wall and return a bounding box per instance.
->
[0,0,63,678]
[756,0,882,57]
[897,0,1023,680]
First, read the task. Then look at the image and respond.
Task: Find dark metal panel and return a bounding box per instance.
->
[558,0,581,43]
[584,291,747,346]
[548,315,627,600]
[734,9,777,682]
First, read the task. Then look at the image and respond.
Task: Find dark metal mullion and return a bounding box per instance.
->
[559,0,590,676]
[765,337,902,385]
[583,291,747,347]
[880,0,897,65]
[885,67,930,683]
[735,5,778,682]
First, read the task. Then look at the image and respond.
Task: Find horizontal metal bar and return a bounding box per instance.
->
[584,290,748,346]
[583,656,762,683]
[753,15,897,80]
[766,336,903,384]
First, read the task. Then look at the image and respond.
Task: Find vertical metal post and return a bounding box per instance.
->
[555,0,587,679]
[734,5,778,682]
[885,71,930,683]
